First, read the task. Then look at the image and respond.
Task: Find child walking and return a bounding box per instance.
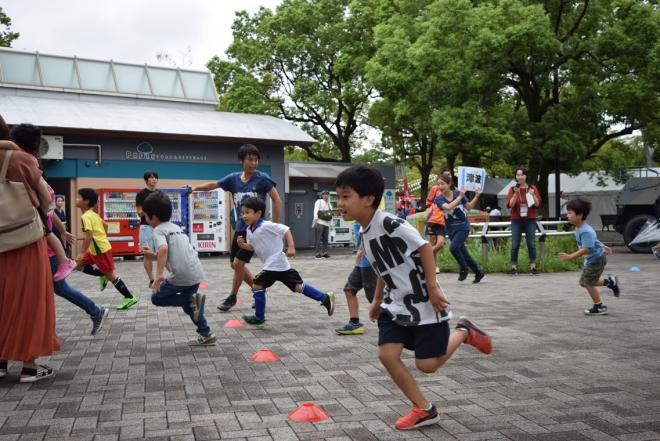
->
[237,197,335,329]
[335,165,492,430]
[559,198,620,315]
[74,188,138,310]
[142,192,216,346]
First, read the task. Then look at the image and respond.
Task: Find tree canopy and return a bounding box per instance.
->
[0,7,19,47]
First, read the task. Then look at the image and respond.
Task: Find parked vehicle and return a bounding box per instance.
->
[615,167,660,253]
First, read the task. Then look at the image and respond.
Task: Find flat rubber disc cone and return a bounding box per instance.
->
[236,298,243,305]
[199,282,208,289]
[250,349,280,362]
[224,319,245,328]
[288,403,329,423]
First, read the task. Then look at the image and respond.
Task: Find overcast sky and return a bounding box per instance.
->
[3,0,282,70]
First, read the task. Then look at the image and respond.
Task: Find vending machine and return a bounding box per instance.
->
[188,189,227,252]
[160,189,189,236]
[327,191,354,245]
[98,188,140,256]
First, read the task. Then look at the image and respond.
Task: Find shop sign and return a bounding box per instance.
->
[125,142,208,162]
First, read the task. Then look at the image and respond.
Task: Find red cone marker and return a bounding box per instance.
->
[199,282,208,289]
[288,403,329,423]
[224,319,245,328]
[250,349,280,362]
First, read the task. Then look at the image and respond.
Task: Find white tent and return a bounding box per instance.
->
[497,172,624,229]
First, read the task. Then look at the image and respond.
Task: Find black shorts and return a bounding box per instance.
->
[425,223,445,236]
[378,310,450,359]
[253,269,303,291]
[344,265,377,303]
[230,231,254,263]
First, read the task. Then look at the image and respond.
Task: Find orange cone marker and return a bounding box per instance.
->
[236,298,243,305]
[199,282,208,289]
[288,403,329,423]
[224,319,245,328]
[250,349,280,362]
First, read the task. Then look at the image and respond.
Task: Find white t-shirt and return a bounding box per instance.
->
[246,220,291,272]
[362,210,451,326]
[489,208,502,216]
[313,199,333,227]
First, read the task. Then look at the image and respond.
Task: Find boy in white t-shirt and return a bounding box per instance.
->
[335,165,493,431]
[236,197,335,329]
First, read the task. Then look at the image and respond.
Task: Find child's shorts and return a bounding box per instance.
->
[81,249,115,274]
[424,223,445,237]
[580,255,606,286]
[378,311,449,359]
[344,265,377,302]
[253,269,303,291]
[230,231,254,263]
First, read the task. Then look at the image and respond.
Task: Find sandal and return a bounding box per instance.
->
[0,361,7,379]
[19,365,54,383]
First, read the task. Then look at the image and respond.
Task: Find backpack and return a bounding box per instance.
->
[0,150,44,252]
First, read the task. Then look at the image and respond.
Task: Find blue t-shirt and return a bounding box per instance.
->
[575,223,604,265]
[218,171,276,232]
[433,190,470,234]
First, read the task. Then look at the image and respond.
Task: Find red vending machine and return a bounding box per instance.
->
[98,188,141,256]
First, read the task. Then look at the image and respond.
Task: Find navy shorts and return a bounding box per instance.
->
[378,310,450,359]
[425,223,446,237]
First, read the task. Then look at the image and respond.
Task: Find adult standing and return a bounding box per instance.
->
[313,190,332,259]
[559,191,569,221]
[135,170,159,287]
[192,144,282,312]
[0,116,60,383]
[506,166,541,275]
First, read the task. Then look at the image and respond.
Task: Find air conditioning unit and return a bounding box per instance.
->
[39,135,64,160]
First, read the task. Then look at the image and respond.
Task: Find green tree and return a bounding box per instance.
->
[208,0,377,162]
[0,7,19,47]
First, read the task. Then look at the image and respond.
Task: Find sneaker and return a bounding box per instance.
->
[217,294,237,312]
[530,267,539,276]
[191,293,206,323]
[243,314,265,329]
[322,254,330,258]
[189,333,217,346]
[19,365,55,383]
[53,259,76,282]
[90,307,109,335]
[456,317,492,354]
[458,270,468,281]
[510,267,519,276]
[607,275,620,297]
[116,296,138,310]
[322,292,335,316]
[395,404,439,430]
[315,254,322,259]
[99,275,109,291]
[335,322,364,335]
[584,304,608,316]
[473,270,485,284]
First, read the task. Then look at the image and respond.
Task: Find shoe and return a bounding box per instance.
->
[189,333,217,346]
[217,294,237,312]
[243,314,265,329]
[99,275,108,291]
[19,365,55,383]
[456,317,492,354]
[148,280,154,289]
[315,254,322,259]
[90,307,109,335]
[322,254,330,258]
[53,259,76,282]
[473,271,485,284]
[322,292,335,316]
[435,266,440,274]
[458,270,468,281]
[116,296,138,310]
[395,404,439,430]
[510,267,519,276]
[335,322,364,335]
[191,293,206,323]
[584,304,608,316]
[608,275,620,297]
[530,267,539,276]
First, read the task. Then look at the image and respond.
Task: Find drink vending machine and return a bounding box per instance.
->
[160,189,189,236]
[98,188,140,256]
[188,189,228,252]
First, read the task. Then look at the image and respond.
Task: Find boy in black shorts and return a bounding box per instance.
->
[335,244,377,335]
[236,197,335,329]
[335,165,493,431]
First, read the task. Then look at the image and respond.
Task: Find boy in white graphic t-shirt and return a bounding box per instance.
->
[334,165,493,431]
[236,197,335,329]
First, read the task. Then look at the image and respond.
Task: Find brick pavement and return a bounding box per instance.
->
[1,247,659,440]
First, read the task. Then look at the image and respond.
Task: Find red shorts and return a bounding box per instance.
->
[82,250,115,274]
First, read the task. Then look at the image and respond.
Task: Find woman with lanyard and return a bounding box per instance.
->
[433,175,485,283]
[506,166,541,275]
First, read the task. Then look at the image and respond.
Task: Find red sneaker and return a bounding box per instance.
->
[457,317,492,354]
[394,405,439,430]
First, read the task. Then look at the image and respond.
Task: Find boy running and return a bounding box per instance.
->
[334,243,377,335]
[335,165,492,431]
[237,197,334,329]
[559,198,620,315]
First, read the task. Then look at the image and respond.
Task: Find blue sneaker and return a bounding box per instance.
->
[335,322,364,335]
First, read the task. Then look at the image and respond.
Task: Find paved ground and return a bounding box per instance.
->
[1,246,659,441]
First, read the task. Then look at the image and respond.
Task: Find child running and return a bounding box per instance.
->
[237,197,335,329]
[142,192,216,346]
[559,198,621,315]
[335,165,492,431]
[334,242,377,335]
[74,188,138,310]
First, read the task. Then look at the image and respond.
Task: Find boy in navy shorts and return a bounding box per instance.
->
[335,165,492,431]
[559,198,620,315]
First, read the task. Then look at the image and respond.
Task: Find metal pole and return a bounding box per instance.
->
[555,149,561,220]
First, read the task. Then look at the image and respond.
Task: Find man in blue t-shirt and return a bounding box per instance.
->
[192,144,282,312]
